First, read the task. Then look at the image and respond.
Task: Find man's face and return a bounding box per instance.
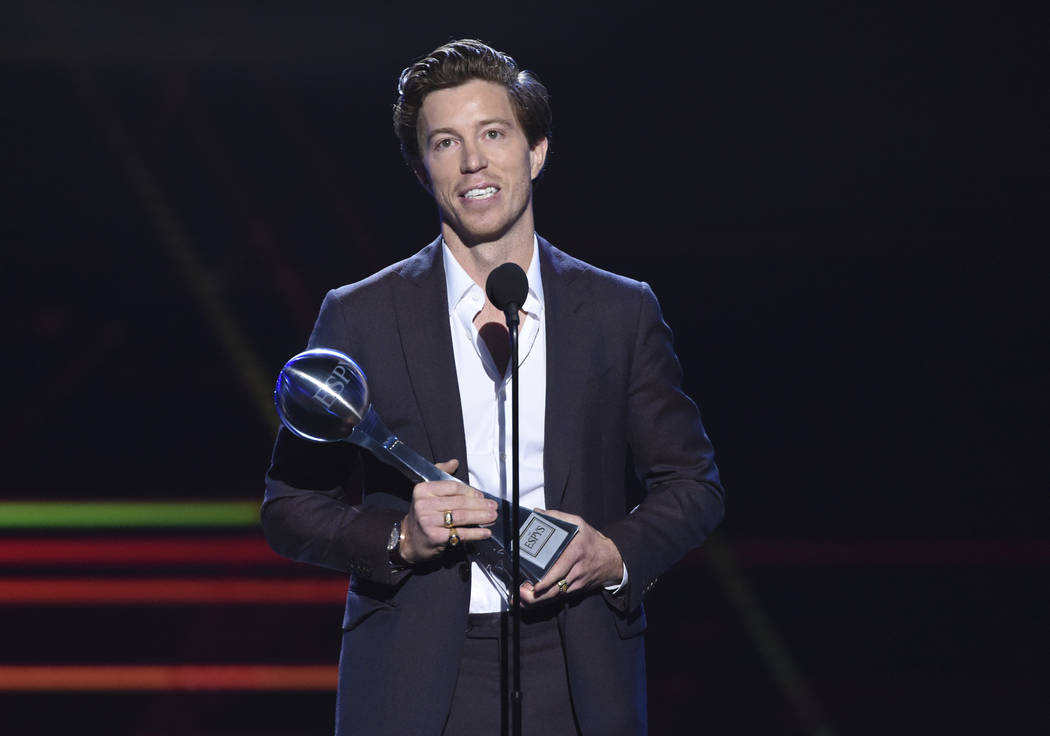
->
[418,79,547,247]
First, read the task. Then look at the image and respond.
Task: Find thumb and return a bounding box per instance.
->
[435,458,460,475]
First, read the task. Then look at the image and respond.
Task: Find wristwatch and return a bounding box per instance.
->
[387,519,406,567]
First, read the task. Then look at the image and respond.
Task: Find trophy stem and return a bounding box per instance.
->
[347,407,453,483]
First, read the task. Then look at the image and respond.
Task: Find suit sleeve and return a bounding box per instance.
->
[260,289,408,585]
[600,282,725,614]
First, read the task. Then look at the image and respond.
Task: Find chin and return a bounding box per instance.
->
[452,220,515,247]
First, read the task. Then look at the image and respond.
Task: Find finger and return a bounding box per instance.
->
[413,459,467,498]
[434,526,493,551]
[527,574,571,604]
[415,490,492,510]
[531,550,577,597]
[518,582,539,606]
[415,479,472,498]
[420,506,498,529]
[435,458,460,475]
[448,526,493,543]
[518,580,564,606]
[415,493,497,516]
[423,484,494,504]
[421,521,494,548]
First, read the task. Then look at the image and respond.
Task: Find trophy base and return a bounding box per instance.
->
[469,509,578,604]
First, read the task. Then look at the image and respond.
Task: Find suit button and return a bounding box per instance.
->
[459,563,470,582]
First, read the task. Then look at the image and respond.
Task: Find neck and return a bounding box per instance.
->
[442,224,534,291]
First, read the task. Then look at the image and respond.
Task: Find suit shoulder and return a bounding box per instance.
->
[325,239,441,304]
[540,238,650,297]
[326,262,400,304]
[306,239,441,352]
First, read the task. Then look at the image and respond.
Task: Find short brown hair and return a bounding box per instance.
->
[393,39,552,183]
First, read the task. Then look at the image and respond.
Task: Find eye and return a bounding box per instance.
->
[484,129,504,140]
[434,138,455,151]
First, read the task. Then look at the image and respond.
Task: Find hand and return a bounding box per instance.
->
[518,509,624,606]
[399,459,499,564]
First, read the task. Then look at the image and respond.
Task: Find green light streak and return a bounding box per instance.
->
[0,502,260,529]
[705,533,838,736]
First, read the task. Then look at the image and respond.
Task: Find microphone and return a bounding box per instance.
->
[485,260,529,736]
[485,262,528,328]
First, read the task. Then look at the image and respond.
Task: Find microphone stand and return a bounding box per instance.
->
[505,303,522,736]
[486,261,528,736]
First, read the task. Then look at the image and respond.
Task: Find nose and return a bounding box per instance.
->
[460,140,487,173]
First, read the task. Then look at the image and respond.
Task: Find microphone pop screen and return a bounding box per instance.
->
[485,262,528,313]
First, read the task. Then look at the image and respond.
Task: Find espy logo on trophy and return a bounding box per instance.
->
[313,362,357,409]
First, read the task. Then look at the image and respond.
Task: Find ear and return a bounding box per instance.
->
[529,137,549,180]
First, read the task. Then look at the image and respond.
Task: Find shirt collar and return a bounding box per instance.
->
[442,235,545,316]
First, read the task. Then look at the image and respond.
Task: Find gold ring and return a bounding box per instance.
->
[443,510,454,528]
[557,579,569,594]
[447,528,460,547]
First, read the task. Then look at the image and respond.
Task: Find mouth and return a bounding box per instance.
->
[462,186,499,200]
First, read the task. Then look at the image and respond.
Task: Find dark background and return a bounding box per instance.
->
[3,2,1047,734]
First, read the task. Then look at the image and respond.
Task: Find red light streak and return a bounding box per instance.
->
[0,537,287,566]
[0,664,337,691]
[0,578,345,604]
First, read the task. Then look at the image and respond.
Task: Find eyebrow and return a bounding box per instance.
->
[476,118,515,129]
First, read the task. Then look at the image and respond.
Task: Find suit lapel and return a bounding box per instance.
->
[539,238,589,508]
[388,236,588,500]
[391,238,469,483]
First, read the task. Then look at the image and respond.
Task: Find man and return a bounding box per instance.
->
[262,39,724,736]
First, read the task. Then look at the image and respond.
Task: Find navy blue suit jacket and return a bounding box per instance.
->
[262,236,724,735]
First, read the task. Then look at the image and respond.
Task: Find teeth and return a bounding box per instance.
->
[464,187,497,199]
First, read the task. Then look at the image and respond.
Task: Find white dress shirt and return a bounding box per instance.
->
[443,237,626,612]
[443,238,547,613]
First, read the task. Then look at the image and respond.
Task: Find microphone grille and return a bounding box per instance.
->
[485,262,529,311]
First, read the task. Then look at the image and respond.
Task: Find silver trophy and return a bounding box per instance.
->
[274,348,577,601]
